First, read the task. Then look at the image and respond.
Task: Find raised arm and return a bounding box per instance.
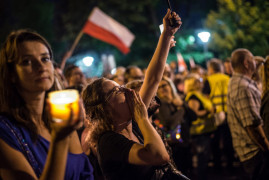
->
[139,9,182,108]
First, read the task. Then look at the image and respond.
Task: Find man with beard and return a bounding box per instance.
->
[227,49,269,179]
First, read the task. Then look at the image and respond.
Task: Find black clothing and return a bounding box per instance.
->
[202,80,211,95]
[97,131,154,180]
[242,151,269,180]
[155,100,196,175]
[188,95,204,111]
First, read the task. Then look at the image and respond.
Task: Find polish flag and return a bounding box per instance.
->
[176,52,187,72]
[82,7,135,54]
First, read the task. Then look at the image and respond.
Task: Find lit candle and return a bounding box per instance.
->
[48,90,79,122]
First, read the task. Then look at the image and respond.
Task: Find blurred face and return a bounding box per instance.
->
[102,79,131,120]
[207,66,214,76]
[176,82,184,93]
[115,67,125,76]
[184,78,195,94]
[127,67,144,82]
[15,41,54,94]
[69,67,86,86]
[224,62,233,75]
[170,61,177,71]
[112,75,125,86]
[157,80,172,101]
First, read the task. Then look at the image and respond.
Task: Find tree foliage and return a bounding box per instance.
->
[205,0,269,58]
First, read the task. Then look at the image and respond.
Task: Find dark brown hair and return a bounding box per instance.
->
[81,77,113,146]
[207,58,224,73]
[64,64,79,82]
[231,48,250,71]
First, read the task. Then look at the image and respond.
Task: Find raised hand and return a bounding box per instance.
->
[163,9,182,36]
[125,89,148,123]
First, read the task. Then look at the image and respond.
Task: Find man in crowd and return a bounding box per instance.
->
[224,58,233,77]
[203,58,234,170]
[64,65,86,93]
[227,48,269,179]
[124,65,144,83]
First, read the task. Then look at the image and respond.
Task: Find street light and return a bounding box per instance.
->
[82,56,94,67]
[198,31,211,60]
[198,31,211,43]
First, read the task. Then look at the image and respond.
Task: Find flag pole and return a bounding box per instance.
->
[70,30,84,53]
[60,30,84,70]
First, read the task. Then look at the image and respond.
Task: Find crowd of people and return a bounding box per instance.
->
[0,8,269,180]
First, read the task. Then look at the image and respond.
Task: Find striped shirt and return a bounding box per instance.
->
[227,72,262,162]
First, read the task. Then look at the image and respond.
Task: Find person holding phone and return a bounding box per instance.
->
[82,9,182,180]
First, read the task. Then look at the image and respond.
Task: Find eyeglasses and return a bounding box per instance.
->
[104,85,126,102]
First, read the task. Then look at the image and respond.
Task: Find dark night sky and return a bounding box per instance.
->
[0,0,219,67]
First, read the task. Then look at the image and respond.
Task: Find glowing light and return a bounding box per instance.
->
[187,35,195,44]
[111,68,116,74]
[198,32,211,43]
[166,133,171,138]
[176,133,181,139]
[82,56,94,67]
[48,90,79,122]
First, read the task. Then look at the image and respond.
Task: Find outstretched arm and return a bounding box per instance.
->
[139,9,182,108]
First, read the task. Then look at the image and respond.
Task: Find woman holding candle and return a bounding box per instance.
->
[0,30,93,180]
[82,9,182,180]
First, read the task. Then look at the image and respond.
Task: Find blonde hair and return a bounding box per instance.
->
[158,76,183,104]
[184,73,202,93]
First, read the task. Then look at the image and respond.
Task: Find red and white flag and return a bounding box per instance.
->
[82,7,135,54]
[176,52,187,72]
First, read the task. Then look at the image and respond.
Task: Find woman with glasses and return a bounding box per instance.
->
[81,9,182,180]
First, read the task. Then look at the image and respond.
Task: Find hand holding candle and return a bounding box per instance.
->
[48,90,80,123]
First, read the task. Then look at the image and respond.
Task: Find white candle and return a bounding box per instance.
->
[48,90,79,122]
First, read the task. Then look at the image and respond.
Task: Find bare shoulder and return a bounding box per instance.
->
[0,139,37,180]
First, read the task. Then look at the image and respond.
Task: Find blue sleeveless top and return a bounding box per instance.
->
[0,115,94,180]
